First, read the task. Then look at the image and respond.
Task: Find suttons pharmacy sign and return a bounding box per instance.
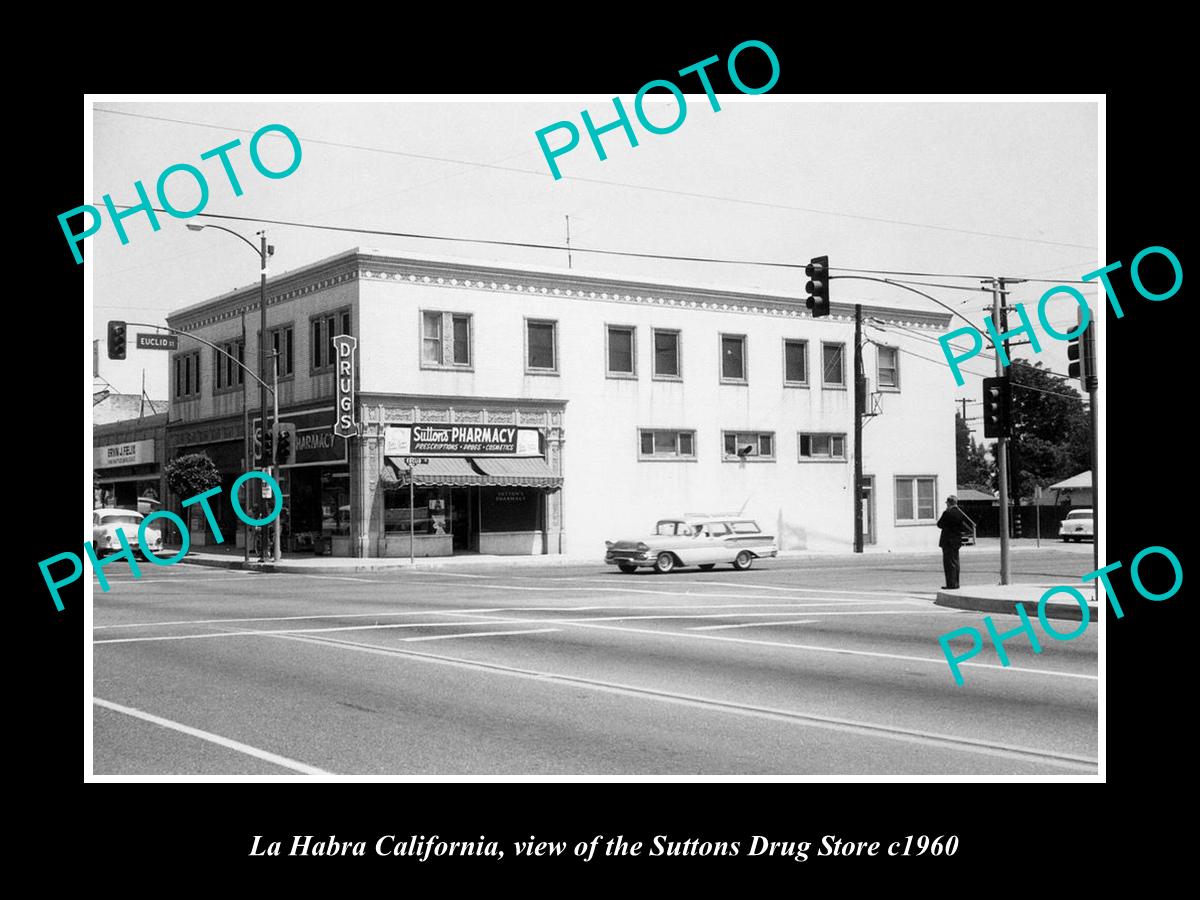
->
[385,424,542,457]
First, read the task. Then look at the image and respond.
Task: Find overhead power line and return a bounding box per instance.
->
[92,107,1098,251]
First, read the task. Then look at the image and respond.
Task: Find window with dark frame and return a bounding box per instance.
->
[271,325,294,377]
[639,429,695,459]
[527,320,557,371]
[720,334,747,382]
[311,310,351,373]
[822,342,845,387]
[174,351,201,399]
[722,430,775,460]
[607,325,635,376]
[213,339,246,392]
[784,339,808,385]
[653,329,680,378]
[798,432,847,460]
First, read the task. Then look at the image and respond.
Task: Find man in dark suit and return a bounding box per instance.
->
[936,495,971,589]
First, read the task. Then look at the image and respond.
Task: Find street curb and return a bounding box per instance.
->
[181,555,606,575]
[934,589,1096,622]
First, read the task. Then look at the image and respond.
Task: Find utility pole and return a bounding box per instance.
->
[992,277,1011,585]
[241,309,250,565]
[272,348,281,563]
[259,231,270,562]
[853,304,864,553]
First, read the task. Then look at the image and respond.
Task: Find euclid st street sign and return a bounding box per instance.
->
[136,333,179,350]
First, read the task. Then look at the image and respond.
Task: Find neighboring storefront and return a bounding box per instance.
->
[93,414,166,515]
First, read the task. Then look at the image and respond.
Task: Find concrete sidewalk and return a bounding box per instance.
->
[935,583,1097,622]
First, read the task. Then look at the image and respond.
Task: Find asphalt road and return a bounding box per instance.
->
[92,545,1098,775]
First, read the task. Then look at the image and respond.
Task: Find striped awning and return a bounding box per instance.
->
[382,456,562,490]
[472,456,563,489]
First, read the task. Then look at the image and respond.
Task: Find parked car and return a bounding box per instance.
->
[605,516,778,573]
[92,508,162,558]
[1059,508,1094,542]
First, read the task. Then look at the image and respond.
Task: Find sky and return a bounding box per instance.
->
[89,97,1099,428]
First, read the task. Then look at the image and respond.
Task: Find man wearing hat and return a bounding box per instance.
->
[936,495,971,589]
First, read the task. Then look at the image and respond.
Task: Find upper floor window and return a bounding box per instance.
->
[422,311,472,368]
[783,339,809,386]
[213,339,245,393]
[720,334,747,383]
[270,325,294,377]
[799,432,846,461]
[526,319,558,373]
[606,325,636,377]
[722,431,775,461]
[653,328,681,379]
[311,309,352,373]
[639,429,695,460]
[822,342,846,388]
[174,350,201,400]
[877,345,900,390]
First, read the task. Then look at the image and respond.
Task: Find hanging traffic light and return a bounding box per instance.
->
[1066,308,1097,392]
[982,376,1011,438]
[275,423,296,466]
[805,255,830,318]
[107,320,127,360]
[260,427,273,464]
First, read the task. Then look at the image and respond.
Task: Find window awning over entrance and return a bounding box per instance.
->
[382,456,562,489]
[472,456,563,489]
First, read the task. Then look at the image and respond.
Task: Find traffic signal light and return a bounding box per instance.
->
[982,376,1011,438]
[1066,310,1097,392]
[805,255,830,318]
[260,427,273,463]
[275,423,296,466]
[107,320,127,360]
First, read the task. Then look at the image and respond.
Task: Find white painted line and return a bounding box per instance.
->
[93,697,332,776]
[94,602,888,630]
[258,631,1097,772]
[402,628,560,643]
[690,610,955,630]
[94,619,534,645]
[429,612,1098,681]
[692,620,819,631]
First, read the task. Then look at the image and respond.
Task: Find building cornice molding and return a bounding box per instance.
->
[165,250,953,332]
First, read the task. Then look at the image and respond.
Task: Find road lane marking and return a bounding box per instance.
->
[252,630,1098,772]
[690,611,952,630]
[94,602,900,630]
[93,619,536,644]
[93,697,332,776]
[429,612,1097,681]
[402,628,559,642]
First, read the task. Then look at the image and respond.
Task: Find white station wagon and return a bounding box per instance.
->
[92,508,162,558]
[605,516,779,574]
[1059,508,1094,542]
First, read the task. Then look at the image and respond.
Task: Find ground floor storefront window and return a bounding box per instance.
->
[285,465,350,554]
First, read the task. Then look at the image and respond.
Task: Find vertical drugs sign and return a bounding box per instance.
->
[333,334,358,438]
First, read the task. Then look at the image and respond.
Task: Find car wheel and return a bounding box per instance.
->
[732,551,754,571]
[698,564,716,571]
[654,553,676,574]
[617,564,637,574]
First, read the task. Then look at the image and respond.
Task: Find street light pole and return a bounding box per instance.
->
[272,348,281,563]
[259,232,270,562]
[241,309,249,565]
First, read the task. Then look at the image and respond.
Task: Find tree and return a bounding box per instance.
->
[956,413,993,492]
[1006,360,1090,499]
[165,452,221,500]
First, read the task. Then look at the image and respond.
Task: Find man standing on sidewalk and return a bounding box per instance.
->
[936,496,971,589]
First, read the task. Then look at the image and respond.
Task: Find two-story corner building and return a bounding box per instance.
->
[163,248,955,558]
